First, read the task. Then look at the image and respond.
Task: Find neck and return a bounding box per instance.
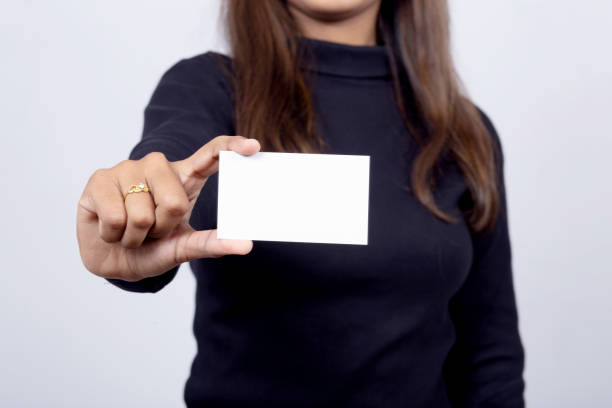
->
[288,3,381,46]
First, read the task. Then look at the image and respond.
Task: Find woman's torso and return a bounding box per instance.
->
[183,39,473,407]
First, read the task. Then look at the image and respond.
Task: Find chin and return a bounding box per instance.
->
[286,0,380,20]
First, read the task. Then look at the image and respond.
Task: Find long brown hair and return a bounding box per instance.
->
[223,0,499,232]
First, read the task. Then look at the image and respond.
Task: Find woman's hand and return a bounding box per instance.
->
[76,135,260,282]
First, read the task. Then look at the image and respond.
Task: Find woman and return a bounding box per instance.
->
[76,0,525,406]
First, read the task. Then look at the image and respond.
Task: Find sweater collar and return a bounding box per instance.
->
[298,36,392,79]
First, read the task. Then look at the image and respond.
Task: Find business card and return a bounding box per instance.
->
[217,151,370,245]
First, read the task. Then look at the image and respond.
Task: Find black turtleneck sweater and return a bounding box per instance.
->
[108,38,525,407]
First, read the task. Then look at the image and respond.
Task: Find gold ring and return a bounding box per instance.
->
[124,183,151,200]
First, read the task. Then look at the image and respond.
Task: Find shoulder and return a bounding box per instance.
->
[157,51,234,96]
[471,105,509,214]
[143,51,237,137]
[473,105,504,166]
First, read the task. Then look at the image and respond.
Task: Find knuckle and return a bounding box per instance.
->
[77,194,92,211]
[214,135,232,147]
[103,212,127,231]
[160,197,189,217]
[144,151,167,163]
[227,135,241,144]
[89,168,108,184]
[130,213,155,229]
[114,159,128,168]
[91,168,106,178]
[114,159,135,171]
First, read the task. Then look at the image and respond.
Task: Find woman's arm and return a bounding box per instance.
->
[443,111,525,407]
[107,53,235,292]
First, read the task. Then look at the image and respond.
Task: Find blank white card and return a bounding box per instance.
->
[217,151,370,245]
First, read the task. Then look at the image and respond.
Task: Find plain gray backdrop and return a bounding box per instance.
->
[1,0,610,406]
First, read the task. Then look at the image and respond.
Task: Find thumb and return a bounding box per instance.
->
[126,227,253,280]
[173,228,254,263]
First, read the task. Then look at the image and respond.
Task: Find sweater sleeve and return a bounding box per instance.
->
[106,52,235,293]
[443,111,525,406]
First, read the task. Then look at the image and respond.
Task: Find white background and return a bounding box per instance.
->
[1,1,610,406]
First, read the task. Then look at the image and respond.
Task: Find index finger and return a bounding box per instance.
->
[171,135,260,183]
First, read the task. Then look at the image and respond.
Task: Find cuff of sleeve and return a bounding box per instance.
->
[105,265,180,294]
